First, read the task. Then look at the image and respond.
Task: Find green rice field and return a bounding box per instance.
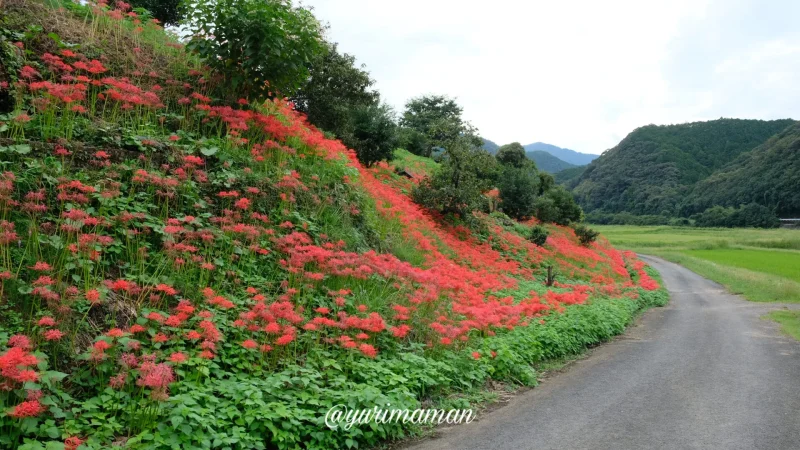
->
[596,226,800,304]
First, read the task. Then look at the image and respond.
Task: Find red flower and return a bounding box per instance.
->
[234,198,251,210]
[358,343,377,358]
[43,329,64,341]
[85,289,101,304]
[241,340,258,349]
[8,400,45,418]
[37,316,56,327]
[169,352,187,364]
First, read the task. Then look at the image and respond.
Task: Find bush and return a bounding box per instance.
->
[498,166,540,219]
[185,0,325,99]
[345,103,397,167]
[528,225,549,246]
[573,224,599,246]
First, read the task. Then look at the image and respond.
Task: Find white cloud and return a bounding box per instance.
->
[303,0,798,154]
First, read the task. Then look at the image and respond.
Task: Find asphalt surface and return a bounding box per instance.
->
[408,255,800,450]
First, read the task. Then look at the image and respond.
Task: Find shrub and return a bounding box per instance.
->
[573,224,599,246]
[185,0,325,99]
[528,225,549,246]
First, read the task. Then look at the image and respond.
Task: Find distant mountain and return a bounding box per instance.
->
[682,122,800,217]
[482,138,500,154]
[524,142,598,166]
[526,150,576,173]
[569,118,796,216]
[483,139,584,173]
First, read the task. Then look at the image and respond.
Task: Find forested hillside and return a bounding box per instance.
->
[682,122,800,217]
[570,118,795,217]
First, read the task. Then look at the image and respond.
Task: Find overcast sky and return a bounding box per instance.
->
[302,0,800,154]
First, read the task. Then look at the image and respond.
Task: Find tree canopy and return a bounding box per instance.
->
[184,0,325,99]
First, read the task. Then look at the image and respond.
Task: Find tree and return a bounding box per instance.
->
[346,103,397,167]
[412,138,498,218]
[292,42,378,140]
[534,186,583,225]
[400,95,481,154]
[397,127,429,156]
[496,142,528,168]
[184,0,325,100]
[729,203,780,228]
[128,0,183,25]
[497,166,540,219]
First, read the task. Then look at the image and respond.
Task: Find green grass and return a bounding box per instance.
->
[683,248,800,282]
[392,148,439,176]
[764,310,800,341]
[595,225,800,251]
[596,225,800,303]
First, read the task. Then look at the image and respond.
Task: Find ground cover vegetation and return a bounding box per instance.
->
[0,1,666,448]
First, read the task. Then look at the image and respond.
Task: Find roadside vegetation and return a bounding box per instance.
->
[598,225,800,303]
[0,1,666,449]
[764,310,800,341]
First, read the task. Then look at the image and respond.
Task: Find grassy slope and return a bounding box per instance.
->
[0,2,667,449]
[597,225,800,303]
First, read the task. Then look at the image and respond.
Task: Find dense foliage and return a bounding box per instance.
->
[292,42,379,144]
[569,119,795,219]
[412,139,498,219]
[184,0,325,99]
[495,142,529,168]
[346,102,397,167]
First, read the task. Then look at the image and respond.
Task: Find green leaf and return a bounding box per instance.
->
[11,144,31,154]
[200,146,219,156]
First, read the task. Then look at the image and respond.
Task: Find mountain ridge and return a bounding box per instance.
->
[569,118,796,216]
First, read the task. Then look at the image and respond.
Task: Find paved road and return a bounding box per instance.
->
[408,255,800,450]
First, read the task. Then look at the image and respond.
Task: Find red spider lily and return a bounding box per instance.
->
[37,317,56,327]
[43,330,64,341]
[7,400,45,418]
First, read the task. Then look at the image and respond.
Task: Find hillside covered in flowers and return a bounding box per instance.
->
[0,1,666,448]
